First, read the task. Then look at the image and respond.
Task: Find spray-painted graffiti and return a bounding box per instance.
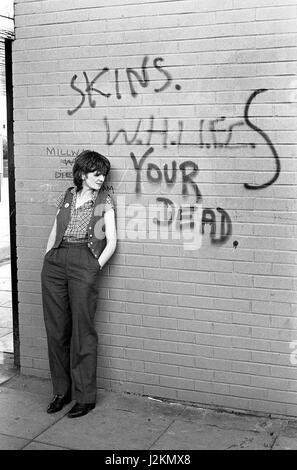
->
[129,146,231,245]
[130,146,201,203]
[47,148,79,179]
[202,207,232,245]
[153,198,232,246]
[104,89,280,190]
[64,54,281,248]
[47,147,83,175]
[67,56,178,116]
[55,170,73,179]
[243,88,280,190]
[47,148,115,191]
[46,147,82,157]
[104,115,253,149]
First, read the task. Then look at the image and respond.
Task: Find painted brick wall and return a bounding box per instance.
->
[13,0,297,416]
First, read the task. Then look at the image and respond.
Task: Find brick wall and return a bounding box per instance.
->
[13,0,297,416]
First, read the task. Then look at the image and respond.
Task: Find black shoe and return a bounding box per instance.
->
[67,402,96,418]
[47,393,72,414]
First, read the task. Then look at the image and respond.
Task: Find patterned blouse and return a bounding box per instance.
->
[56,188,114,242]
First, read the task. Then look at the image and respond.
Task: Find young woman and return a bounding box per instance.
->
[41,150,117,418]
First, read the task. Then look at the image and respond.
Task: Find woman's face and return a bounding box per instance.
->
[83,170,105,191]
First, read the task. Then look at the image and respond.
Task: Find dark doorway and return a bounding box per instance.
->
[0,38,19,369]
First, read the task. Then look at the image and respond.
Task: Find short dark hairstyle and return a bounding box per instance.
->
[73,150,111,190]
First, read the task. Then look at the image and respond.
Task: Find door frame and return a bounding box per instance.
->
[5,38,19,368]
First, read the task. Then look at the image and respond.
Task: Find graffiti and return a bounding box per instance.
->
[130,147,202,203]
[129,147,231,244]
[102,184,114,193]
[60,158,74,167]
[150,198,232,246]
[153,198,199,229]
[126,56,172,97]
[205,117,255,149]
[105,89,280,190]
[202,207,232,245]
[243,88,280,189]
[104,115,251,149]
[64,53,282,249]
[67,56,177,116]
[104,86,281,153]
[46,147,83,157]
[105,117,143,146]
[55,170,73,179]
[47,148,76,179]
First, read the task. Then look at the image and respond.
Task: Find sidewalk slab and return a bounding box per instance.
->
[0,387,71,440]
[35,406,172,450]
[150,418,274,450]
[1,373,296,450]
[4,374,53,397]
[273,436,297,450]
[180,405,284,435]
[0,433,29,450]
[273,421,297,450]
[23,441,70,450]
[0,368,17,385]
[96,391,185,418]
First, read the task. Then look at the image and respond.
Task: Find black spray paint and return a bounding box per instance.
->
[243,88,280,189]
[67,56,177,116]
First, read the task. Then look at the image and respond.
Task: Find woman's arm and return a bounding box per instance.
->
[98,208,117,269]
[45,213,58,254]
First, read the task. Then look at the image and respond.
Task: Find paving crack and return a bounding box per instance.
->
[19,412,73,450]
[147,419,176,450]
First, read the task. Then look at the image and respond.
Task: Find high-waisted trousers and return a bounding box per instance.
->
[41,242,100,404]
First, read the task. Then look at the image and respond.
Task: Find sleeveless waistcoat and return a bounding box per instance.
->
[53,187,108,259]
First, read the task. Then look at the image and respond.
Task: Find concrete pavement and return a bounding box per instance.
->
[0,372,297,450]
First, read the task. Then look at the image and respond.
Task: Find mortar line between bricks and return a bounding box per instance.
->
[17,3,295,17]
[147,419,176,450]
[15,17,297,35]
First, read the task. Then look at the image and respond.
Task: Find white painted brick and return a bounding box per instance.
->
[216,9,256,24]
[234,0,297,7]
[256,5,297,20]
[144,338,177,353]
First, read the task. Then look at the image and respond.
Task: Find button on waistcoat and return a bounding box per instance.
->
[53,187,107,258]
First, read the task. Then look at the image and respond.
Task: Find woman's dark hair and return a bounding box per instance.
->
[73,150,111,190]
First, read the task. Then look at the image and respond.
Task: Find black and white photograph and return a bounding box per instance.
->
[0,0,296,455]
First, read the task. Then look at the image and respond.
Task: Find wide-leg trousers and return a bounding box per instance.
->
[41,242,100,404]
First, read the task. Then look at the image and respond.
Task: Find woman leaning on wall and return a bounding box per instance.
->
[41,150,117,418]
